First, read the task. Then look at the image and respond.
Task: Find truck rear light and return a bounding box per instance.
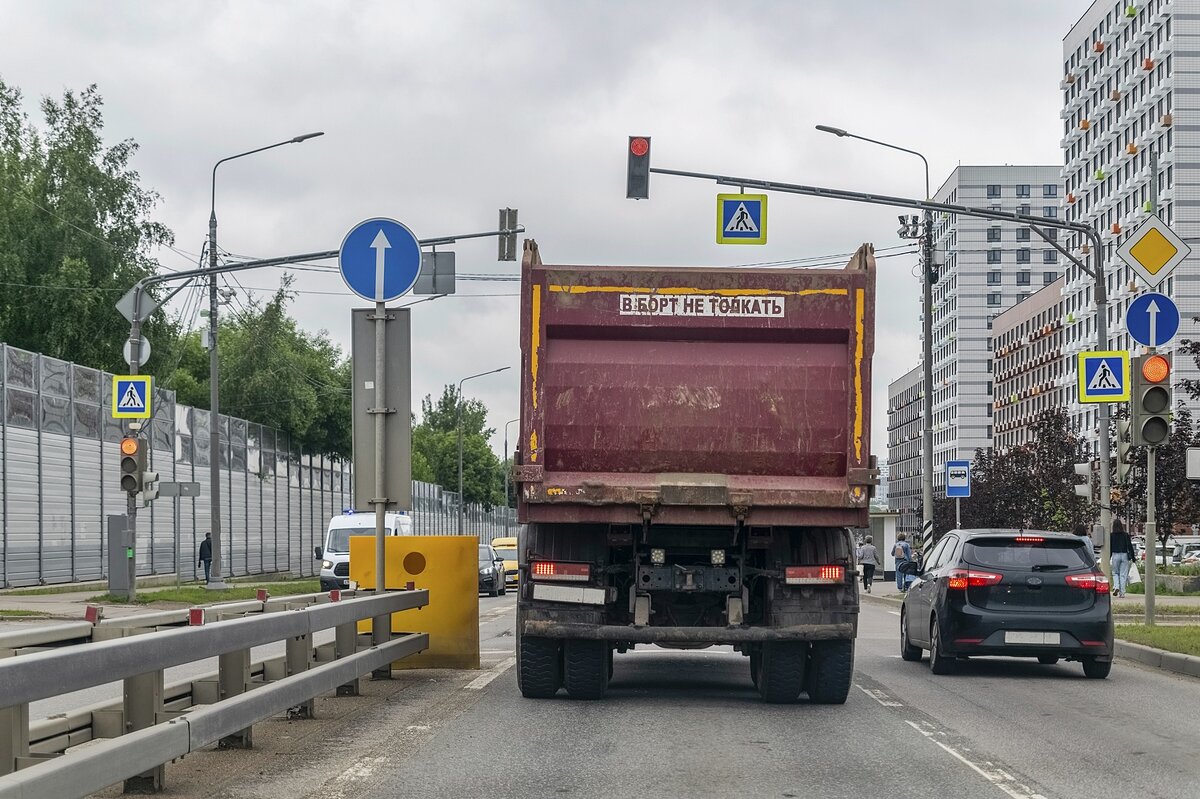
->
[946,568,1003,590]
[710,549,726,565]
[785,565,845,585]
[1066,573,1110,594]
[650,548,665,566]
[531,561,590,582]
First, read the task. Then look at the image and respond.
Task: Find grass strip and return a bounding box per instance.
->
[0,609,49,617]
[1116,624,1200,658]
[89,579,322,605]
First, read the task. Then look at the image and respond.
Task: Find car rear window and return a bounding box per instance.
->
[964,538,1091,570]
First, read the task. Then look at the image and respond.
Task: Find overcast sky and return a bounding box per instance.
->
[3,0,1089,462]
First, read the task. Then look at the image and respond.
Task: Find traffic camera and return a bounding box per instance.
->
[119,436,146,494]
[1131,353,1172,447]
[626,136,651,200]
[1073,461,1093,500]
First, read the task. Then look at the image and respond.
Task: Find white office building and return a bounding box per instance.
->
[1061,0,1196,451]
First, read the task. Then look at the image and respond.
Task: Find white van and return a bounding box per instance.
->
[315,511,413,590]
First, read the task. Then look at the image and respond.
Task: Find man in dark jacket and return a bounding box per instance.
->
[198,533,213,583]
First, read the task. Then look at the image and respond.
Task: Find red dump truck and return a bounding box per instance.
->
[513,240,877,703]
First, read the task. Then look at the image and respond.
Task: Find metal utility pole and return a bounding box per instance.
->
[504,417,519,532]
[817,125,935,549]
[1145,146,1160,626]
[456,367,511,535]
[205,132,323,589]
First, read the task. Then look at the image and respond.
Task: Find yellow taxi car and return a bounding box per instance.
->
[491,536,519,587]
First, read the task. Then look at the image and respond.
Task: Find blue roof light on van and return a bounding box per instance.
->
[343,508,356,515]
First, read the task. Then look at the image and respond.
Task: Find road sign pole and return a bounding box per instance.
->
[955,498,961,529]
[371,299,392,676]
[1145,445,1157,626]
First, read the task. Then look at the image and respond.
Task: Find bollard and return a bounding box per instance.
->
[217,649,252,748]
[123,670,165,791]
[285,632,314,718]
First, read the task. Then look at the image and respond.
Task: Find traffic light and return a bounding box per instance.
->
[119,436,145,494]
[142,466,160,503]
[1117,416,1133,483]
[1073,461,1093,500]
[626,136,651,200]
[1131,353,1172,447]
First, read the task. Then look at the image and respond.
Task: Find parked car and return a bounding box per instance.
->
[900,529,1113,679]
[479,544,507,596]
[490,536,519,587]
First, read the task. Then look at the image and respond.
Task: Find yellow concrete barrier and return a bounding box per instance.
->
[349,535,480,669]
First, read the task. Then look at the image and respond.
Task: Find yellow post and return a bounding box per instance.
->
[350,535,481,669]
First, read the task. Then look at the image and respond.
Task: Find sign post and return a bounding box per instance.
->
[339,218,422,672]
[945,460,971,529]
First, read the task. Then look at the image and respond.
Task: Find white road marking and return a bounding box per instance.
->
[856,684,903,707]
[326,755,390,799]
[888,610,901,616]
[406,725,430,731]
[905,720,1047,799]
[465,656,516,690]
[480,606,516,621]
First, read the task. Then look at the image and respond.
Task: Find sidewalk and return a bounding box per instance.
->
[0,576,273,622]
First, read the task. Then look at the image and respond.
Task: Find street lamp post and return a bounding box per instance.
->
[206,132,323,589]
[503,417,519,532]
[817,124,935,549]
[456,367,511,535]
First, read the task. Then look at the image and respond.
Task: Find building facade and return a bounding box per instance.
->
[1061,0,1195,452]
[992,278,1068,452]
[928,166,1066,484]
[886,365,923,539]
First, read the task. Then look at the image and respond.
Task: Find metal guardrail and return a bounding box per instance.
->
[0,590,428,797]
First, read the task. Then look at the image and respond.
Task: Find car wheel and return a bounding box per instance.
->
[928,616,956,675]
[900,611,922,662]
[563,639,609,699]
[1082,657,1112,679]
[517,630,562,698]
[805,640,854,705]
[757,641,807,704]
[1037,655,1059,665]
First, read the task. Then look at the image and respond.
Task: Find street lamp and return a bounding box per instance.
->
[504,417,520,532]
[457,367,512,535]
[205,131,324,589]
[817,123,934,548]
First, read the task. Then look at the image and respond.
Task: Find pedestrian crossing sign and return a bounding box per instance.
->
[1077,351,1129,404]
[112,375,152,419]
[716,193,767,245]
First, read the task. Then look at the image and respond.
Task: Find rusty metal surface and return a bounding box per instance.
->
[517,240,876,526]
[520,619,856,643]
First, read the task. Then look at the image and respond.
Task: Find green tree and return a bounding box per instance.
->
[0,79,176,373]
[412,385,502,507]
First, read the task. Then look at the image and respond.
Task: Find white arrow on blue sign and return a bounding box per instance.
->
[945,460,971,499]
[1125,292,1180,349]
[338,218,422,303]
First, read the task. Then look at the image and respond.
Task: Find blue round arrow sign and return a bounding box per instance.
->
[1126,292,1180,348]
[338,218,421,303]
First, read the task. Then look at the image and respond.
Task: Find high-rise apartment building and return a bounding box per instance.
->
[887,365,922,539]
[1061,1,1190,452]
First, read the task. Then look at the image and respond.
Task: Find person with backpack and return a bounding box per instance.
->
[892,532,913,591]
[857,535,881,593]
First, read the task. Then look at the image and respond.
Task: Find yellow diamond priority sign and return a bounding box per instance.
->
[1116,213,1190,289]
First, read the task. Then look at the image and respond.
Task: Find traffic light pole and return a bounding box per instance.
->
[1145,445,1157,624]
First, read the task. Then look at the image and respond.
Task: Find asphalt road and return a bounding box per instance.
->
[72,594,1200,799]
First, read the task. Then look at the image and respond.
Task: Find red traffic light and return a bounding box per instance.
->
[629,137,650,157]
[1142,353,1170,383]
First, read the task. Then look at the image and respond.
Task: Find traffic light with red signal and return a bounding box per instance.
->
[626,136,651,200]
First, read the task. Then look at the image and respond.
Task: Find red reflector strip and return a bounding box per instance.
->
[531,561,590,582]
[785,565,845,585]
[1014,536,1045,543]
[954,638,984,644]
[1081,640,1107,647]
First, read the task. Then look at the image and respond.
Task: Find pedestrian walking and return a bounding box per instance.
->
[1110,519,1136,597]
[198,533,213,583]
[1074,523,1095,565]
[892,532,913,591]
[858,535,881,593]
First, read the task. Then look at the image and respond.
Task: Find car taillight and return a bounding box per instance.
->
[1014,536,1044,543]
[785,565,845,585]
[530,561,590,582]
[946,568,1002,590]
[1066,573,1110,594]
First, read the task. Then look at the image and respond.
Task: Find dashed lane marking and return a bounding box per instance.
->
[856,683,903,707]
[905,720,1048,799]
[888,610,901,616]
[465,656,516,690]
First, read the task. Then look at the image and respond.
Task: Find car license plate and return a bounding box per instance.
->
[1005,631,1060,645]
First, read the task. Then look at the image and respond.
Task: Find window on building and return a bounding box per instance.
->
[1017,228,1031,241]
[1043,206,1058,218]
[1016,184,1030,197]
[1018,203,1030,216]
[1043,249,1057,264]
[1017,249,1031,264]
[987,270,1001,285]
[1045,228,1057,241]
[988,249,1001,264]
[1043,271,1056,284]
[1043,184,1058,197]
[1017,271,1031,285]
[987,184,1001,198]
[987,227,1001,242]
[987,293,1002,306]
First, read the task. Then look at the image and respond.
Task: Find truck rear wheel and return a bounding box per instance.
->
[757,642,807,704]
[805,639,854,704]
[517,631,562,699]
[564,639,609,700]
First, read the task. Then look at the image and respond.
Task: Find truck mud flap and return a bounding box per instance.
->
[521,620,855,644]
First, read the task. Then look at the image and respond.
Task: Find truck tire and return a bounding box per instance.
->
[517,631,562,699]
[564,639,609,700]
[805,639,854,704]
[757,642,806,704]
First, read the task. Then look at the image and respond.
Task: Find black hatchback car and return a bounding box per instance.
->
[900,529,1113,678]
